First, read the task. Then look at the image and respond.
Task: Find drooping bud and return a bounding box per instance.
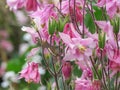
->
[62,62,72,80]
[19,62,40,83]
[25,0,38,11]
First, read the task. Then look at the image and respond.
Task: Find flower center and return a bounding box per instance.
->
[78,45,86,53]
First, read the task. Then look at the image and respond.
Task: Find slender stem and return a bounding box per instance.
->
[115,72,119,90]
[90,56,101,80]
[115,34,119,90]
[36,31,55,76]
[58,42,66,90]
[69,0,82,35]
[51,56,60,90]
[55,6,65,18]
[118,82,120,90]
[59,0,62,11]
[50,36,60,90]
[108,59,110,90]
[42,48,55,76]
[115,34,119,50]
[100,50,108,90]
[86,2,99,33]
[82,0,86,38]
[90,55,106,90]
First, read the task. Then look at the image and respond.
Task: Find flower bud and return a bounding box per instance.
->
[98,31,106,49]
[62,62,72,80]
[25,0,38,11]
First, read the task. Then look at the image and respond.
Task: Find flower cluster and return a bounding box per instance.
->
[7,0,120,90]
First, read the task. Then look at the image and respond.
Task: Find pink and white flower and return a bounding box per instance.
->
[19,62,40,83]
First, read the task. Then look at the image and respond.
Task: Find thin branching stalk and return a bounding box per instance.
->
[100,50,108,90]
[82,0,86,38]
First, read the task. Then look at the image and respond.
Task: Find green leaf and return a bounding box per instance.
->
[85,13,95,33]
[73,64,82,77]
[7,58,24,73]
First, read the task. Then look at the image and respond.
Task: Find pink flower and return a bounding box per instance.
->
[106,0,117,18]
[62,62,72,80]
[63,23,76,38]
[75,78,92,90]
[105,39,120,73]
[59,32,94,61]
[109,61,120,72]
[97,0,106,7]
[19,62,40,83]
[92,80,101,90]
[31,4,57,25]
[22,26,39,43]
[97,0,120,18]
[7,0,39,11]
[81,68,93,79]
[60,0,82,15]
[0,40,13,52]
[95,21,114,40]
[60,0,83,23]
[7,0,24,10]
[63,23,80,38]
[27,47,40,60]
[75,78,101,90]
[25,0,38,11]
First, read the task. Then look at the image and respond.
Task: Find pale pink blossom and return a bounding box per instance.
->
[97,0,120,18]
[106,0,117,18]
[22,26,39,43]
[96,21,114,41]
[60,0,82,15]
[19,62,40,83]
[27,47,40,60]
[92,80,101,90]
[7,0,39,11]
[97,0,106,7]
[75,78,101,90]
[59,32,94,61]
[81,68,93,79]
[75,78,92,90]
[109,61,120,72]
[0,40,13,52]
[31,4,57,25]
[7,0,24,10]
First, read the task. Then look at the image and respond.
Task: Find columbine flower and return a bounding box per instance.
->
[19,62,40,83]
[59,32,94,61]
[75,78,92,90]
[97,0,106,7]
[97,0,120,18]
[81,68,93,79]
[7,0,39,11]
[31,4,57,25]
[21,26,39,43]
[7,0,24,10]
[106,0,117,18]
[75,78,101,90]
